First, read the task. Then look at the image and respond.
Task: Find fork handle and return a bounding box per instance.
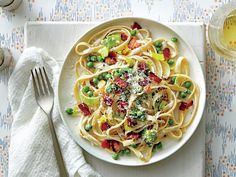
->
[47,112,68,177]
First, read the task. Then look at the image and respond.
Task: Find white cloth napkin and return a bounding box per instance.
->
[8,47,102,177]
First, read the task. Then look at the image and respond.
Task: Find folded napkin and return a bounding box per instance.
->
[8,47,101,177]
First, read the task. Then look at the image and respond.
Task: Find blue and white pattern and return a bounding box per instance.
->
[0,0,235,176]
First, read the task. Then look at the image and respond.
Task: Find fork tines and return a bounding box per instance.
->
[31,67,53,96]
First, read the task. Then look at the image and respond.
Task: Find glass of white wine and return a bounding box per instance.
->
[208,1,236,59]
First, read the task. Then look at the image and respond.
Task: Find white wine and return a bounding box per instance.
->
[223,10,236,50]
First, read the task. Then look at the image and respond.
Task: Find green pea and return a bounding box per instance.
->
[130,30,137,36]
[184,81,192,88]
[90,56,97,62]
[156,47,161,52]
[112,153,119,160]
[167,59,174,66]
[156,142,162,149]
[87,91,93,97]
[180,91,187,99]
[171,37,178,43]
[102,72,108,78]
[65,108,73,115]
[87,61,94,68]
[97,56,104,62]
[171,76,177,83]
[124,149,131,155]
[85,124,92,131]
[83,86,90,93]
[105,73,112,80]
[98,74,104,80]
[154,41,162,48]
[168,119,174,126]
[185,89,192,94]
[93,78,99,85]
[131,144,138,148]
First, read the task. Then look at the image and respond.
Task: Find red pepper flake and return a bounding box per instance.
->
[138,78,149,86]
[101,122,111,131]
[78,103,91,116]
[149,72,162,84]
[103,94,113,106]
[101,139,110,149]
[121,33,128,41]
[131,22,142,30]
[127,132,141,140]
[163,48,171,59]
[138,62,147,71]
[128,37,141,50]
[127,118,137,127]
[105,57,117,65]
[179,100,193,111]
[114,77,128,89]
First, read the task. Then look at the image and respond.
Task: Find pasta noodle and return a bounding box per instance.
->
[67,22,200,162]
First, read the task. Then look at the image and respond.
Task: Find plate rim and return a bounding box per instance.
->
[57,16,206,166]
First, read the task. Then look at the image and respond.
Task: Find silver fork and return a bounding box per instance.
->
[31,67,68,177]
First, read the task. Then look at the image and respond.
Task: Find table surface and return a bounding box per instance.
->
[25,21,205,177]
[0,1,236,177]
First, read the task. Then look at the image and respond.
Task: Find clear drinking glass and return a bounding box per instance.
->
[208,1,236,59]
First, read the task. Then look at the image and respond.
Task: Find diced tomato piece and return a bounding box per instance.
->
[163,48,171,59]
[127,118,137,127]
[101,140,110,149]
[128,37,141,50]
[131,22,142,29]
[149,72,162,84]
[101,122,110,131]
[105,57,117,65]
[103,94,113,106]
[114,77,128,89]
[78,103,91,116]
[127,132,141,140]
[108,51,117,58]
[110,140,121,152]
[138,62,147,71]
[179,100,193,111]
[121,33,128,41]
[138,78,149,86]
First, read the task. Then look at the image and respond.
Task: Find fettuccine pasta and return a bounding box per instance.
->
[66,22,200,162]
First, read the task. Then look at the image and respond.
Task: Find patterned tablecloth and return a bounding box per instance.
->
[0,1,235,177]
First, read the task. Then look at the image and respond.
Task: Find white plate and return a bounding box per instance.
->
[57,17,206,166]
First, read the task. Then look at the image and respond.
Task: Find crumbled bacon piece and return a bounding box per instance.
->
[103,94,113,106]
[163,48,171,59]
[127,118,137,127]
[108,51,117,58]
[105,57,117,65]
[101,140,110,149]
[114,77,128,89]
[89,80,95,87]
[131,22,142,29]
[128,37,141,50]
[121,33,128,41]
[117,101,128,114]
[138,62,147,71]
[101,122,110,131]
[179,100,193,111]
[138,78,149,86]
[149,72,162,84]
[110,140,121,152]
[78,103,91,116]
[127,132,141,140]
